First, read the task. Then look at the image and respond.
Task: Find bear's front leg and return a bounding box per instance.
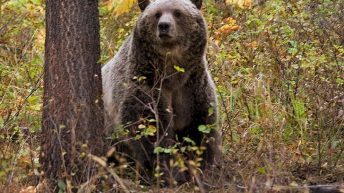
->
[118,86,176,182]
[187,74,222,168]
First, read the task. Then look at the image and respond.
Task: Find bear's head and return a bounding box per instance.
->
[134,0,207,57]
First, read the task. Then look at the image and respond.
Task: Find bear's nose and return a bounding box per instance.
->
[158,22,170,33]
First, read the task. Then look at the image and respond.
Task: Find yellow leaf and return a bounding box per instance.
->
[216,24,240,36]
[173,65,185,73]
[145,125,157,136]
[248,41,258,49]
[223,17,237,25]
[226,0,252,9]
[110,0,136,17]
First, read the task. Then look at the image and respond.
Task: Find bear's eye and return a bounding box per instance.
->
[155,12,162,19]
[174,10,182,18]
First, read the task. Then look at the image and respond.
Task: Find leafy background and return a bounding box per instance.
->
[0,0,343,192]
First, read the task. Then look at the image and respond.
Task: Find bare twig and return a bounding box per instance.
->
[1,74,43,130]
[89,154,130,193]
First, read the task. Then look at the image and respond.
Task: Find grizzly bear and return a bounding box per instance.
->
[102,0,221,184]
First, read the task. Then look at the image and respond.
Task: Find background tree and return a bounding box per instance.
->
[40,0,104,190]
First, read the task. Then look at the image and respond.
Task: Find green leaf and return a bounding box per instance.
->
[145,125,157,136]
[208,107,214,116]
[163,148,172,154]
[138,124,146,129]
[28,104,41,111]
[148,118,156,123]
[138,76,146,81]
[154,146,172,154]
[57,180,66,191]
[257,167,266,174]
[292,99,306,119]
[154,146,163,154]
[183,137,196,145]
[154,171,163,177]
[198,125,211,134]
[173,65,185,73]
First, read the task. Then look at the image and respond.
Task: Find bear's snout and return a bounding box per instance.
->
[158,22,170,35]
[157,13,175,39]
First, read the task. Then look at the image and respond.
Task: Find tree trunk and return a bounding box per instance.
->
[40,0,104,189]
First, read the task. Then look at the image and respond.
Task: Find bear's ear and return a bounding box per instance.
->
[138,0,150,11]
[191,0,202,9]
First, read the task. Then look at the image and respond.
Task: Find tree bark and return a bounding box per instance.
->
[40,0,104,189]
